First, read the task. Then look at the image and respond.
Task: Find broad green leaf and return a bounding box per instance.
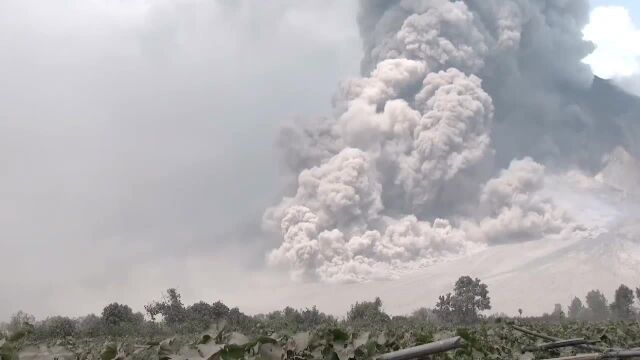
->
[99,342,117,360]
[226,332,250,346]
[257,343,282,360]
[352,332,369,349]
[329,328,349,343]
[292,332,311,351]
[197,342,224,360]
[220,344,246,360]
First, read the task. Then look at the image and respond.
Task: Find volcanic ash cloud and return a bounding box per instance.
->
[263,0,626,282]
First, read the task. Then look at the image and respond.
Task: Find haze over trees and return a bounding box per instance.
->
[610,284,635,320]
[564,285,639,322]
[2,278,639,342]
[585,290,610,321]
[568,297,585,319]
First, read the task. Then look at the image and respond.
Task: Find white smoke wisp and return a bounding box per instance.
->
[263,0,623,282]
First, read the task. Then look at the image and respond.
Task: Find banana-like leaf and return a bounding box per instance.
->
[99,341,118,360]
[197,342,224,360]
[257,343,282,360]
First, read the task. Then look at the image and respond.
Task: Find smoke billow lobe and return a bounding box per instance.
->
[264,0,637,282]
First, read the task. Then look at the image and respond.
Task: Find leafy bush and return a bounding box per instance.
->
[5,312,34,335]
[346,297,390,328]
[102,303,142,326]
[145,288,187,328]
[32,316,77,339]
[568,297,585,319]
[586,289,609,321]
[610,284,635,320]
[434,276,491,324]
[76,314,103,338]
[183,301,231,332]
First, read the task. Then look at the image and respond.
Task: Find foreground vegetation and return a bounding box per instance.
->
[2,276,640,359]
[3,318,640,359]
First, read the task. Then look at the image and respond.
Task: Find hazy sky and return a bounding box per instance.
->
[0,0,361,320]
[1,0,639,321]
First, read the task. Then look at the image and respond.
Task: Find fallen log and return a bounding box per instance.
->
[512,325,558,342]
[542,349,640,359]
[511,325,608,353]
[541,354,602,360]
[546,349,640,360]
[601,349,640,359]
[524,338,599,352]
[376,336,464,360]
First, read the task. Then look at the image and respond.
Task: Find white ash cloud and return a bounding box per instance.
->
[463,158,587,245]
[262,0,626,282]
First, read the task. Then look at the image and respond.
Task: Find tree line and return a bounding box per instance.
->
[2,276,635,341]
[556,284,640,321]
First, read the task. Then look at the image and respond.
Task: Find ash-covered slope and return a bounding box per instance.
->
[597,146,640,195]
[377,232,640,316]
[241,227,640,316]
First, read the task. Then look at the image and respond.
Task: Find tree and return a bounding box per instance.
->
[551,304,565,320]
[610,284,635,320]
[585,290,609,321]
[7,311,35,334]
[434,294,453,322]
[41,316,77,338]
[347,297,390,325]
[412,307,439,323]
[185,301,230,331]
[434,276,491,324]
[102,303,139,326]
[568,297,585,319]
[145,288,187,327]
[299,306,334,329]
[211,301,230,319]
[77,314,103,337]
[226,307,253,330]
[518,308,523,317]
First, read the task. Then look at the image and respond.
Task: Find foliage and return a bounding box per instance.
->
[609,284,635,320]
[5,312,34,335]
[9,279,640,359]
[0,311,35,360]
[8,319,640,360]
[567,297,584,319]
[37,316,77,339]
[258,306,338,333]
[226,307,256,331]
[211,301,231,320]
[77,314,104,338]
[550,304,565,320]
[145,288,188,327]
[346,297,390,327]
[411,307,440,324]
[434,276,491,324]
[183,301,230,333]
[585,289,609,321]
[103,303,143,326]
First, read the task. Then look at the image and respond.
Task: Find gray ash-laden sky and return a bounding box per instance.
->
[1,0,640,321]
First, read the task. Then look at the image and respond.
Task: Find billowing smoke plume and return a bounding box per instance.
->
[264,0,637,282]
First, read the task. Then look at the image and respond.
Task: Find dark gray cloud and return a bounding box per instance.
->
[0,0,360,320]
